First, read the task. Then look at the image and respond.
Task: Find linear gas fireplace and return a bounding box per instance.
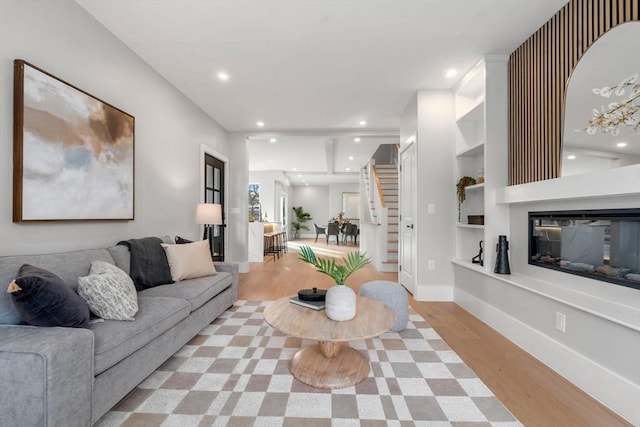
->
[529,209,640,290]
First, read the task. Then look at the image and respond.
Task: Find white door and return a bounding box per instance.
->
[399,139,417,295]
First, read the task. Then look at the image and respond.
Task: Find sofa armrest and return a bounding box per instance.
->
[214,262,239,299]
[0,325,94,427]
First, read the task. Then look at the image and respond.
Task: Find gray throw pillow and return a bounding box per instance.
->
[78,261,138,321]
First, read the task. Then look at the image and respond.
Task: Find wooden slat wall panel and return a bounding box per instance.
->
[508,0,638,185]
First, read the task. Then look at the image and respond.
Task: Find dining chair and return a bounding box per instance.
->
[327,223,340,245]
[343,223,359,245]
[314,223,327,243]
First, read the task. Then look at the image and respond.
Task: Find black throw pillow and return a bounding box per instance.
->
[10,264,90,328]
[175,236,193,244]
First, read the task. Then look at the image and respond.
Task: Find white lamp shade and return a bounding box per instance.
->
[196,203,223,225]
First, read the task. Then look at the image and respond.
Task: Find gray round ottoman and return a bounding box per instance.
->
[359,280,409,332]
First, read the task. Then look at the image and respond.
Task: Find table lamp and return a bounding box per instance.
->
[195,203,223,257]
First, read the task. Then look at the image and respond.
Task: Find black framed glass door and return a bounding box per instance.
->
[204,154,225,261]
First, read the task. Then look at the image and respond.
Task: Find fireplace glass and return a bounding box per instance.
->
[529,209,640,290]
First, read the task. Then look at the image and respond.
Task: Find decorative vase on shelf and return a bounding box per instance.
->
[494,235,511,274]
[325,285,356,321]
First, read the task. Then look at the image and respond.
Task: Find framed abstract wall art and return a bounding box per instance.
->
[13,60,135,222]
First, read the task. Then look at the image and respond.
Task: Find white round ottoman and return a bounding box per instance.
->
[359,280,409,332]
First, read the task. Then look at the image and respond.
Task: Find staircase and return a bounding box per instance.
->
[373,164,399,269]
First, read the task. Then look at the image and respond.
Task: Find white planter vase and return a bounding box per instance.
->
[325,285,356,321]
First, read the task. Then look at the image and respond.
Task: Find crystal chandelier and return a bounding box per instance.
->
[575,73,640,136]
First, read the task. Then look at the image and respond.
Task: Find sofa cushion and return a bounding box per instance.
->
[0,249,114,325]
[78,261,138,321]
[89,296,190,375]
[162,240,217,282]
[106,245,131,276]
[9,264,90,328]
[138,272,232,312]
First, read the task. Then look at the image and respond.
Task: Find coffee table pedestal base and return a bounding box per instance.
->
[290,342,370,389]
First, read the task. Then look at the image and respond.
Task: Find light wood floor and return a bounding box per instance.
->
[239,240,630,427]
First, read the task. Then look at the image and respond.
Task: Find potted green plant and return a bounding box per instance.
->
[456,176,477,223]
[298,245,370,321]
[291,206,312,239]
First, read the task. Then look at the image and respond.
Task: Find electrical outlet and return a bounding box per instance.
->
[428,260,435,270]
[428,203,435,214]
[555,312,566,333]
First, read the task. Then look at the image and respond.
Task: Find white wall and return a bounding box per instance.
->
[328,183,360,221]
[0,2,244,261]
[415,91,456,300]
[291,186,330,237]
[224,133,250,267]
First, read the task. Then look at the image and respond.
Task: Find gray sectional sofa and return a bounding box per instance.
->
[0,241,238,427]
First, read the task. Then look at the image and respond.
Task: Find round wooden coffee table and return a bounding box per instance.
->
[264,295,396,389]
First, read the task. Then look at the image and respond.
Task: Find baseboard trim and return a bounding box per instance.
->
[454,287,639,426]
[237,262,250,274]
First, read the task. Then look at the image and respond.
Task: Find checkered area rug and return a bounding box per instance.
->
[96,300,522,427]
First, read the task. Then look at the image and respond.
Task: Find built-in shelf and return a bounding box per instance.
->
[496,163,640,204]
[452,259,640,332]
[456,142,485,158]
[464,183,485,191]
[456,223,485,229]
[455,97,484,122]
[452,258,485,272]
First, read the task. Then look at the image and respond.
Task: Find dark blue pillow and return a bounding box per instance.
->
[10,264,90,328]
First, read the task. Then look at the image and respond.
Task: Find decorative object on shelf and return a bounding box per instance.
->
[472,240,484,266]
[196,203,224,259]
[291,206,312,239]
[456,176,477,222]
[575,73,640,135]
[298,245,370,321]
[494,235,511,275]
[298,287,326,302]
[467,215,485,225]
[477,169,485,184]
[13,60,134,222]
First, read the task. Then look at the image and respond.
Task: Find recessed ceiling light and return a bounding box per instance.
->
[217,72,229,81]
[270,138,277,143]
[617,142,627,148]
[567,155,576,160]
[359,121,367,126]
[346,167,351,171]
[292,167,297,171]
[302,179,306,182]
[348,156,354,160]
[297,174,302,177]
[445,68,457,79]
[354,137,361,142]
[256,121,265,127]
[306,183,309,186]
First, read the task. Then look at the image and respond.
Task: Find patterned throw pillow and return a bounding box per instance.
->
[78,261,138,321]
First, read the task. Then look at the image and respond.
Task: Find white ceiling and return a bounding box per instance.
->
[76,0,568,184]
